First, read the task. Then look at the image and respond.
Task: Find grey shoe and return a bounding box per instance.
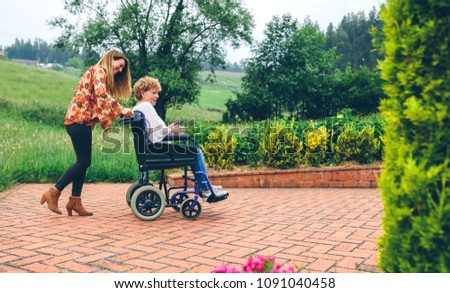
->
[200,188,229,203]
[206,190,229,203]
[200,187,227,201]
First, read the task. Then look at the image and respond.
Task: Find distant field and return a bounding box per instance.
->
[164,70,244,122]
[0,59,78,107]
[197,70,244,111]
[0,59,244,122]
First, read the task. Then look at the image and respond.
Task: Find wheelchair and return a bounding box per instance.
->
[121,111,228,221]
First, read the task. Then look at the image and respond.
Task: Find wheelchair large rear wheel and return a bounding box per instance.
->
[130,186,166,221]
[126,181,142,207]
[180,199,201,220]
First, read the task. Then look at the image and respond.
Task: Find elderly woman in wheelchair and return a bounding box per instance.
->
[122,76,228,220]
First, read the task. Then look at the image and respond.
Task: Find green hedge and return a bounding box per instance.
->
[377,0,450,272]
[200,111,384,170]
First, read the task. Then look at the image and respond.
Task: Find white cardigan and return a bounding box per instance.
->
[132,102,169,143]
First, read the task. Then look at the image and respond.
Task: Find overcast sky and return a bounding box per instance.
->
[0,0,385,62]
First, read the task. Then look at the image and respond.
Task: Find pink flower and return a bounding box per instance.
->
[212,255,298,273]
[212,263,240,273]
[271,265,295,273]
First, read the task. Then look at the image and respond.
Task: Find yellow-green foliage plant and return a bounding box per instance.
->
[260,119,302,169]
[333,124,380,164]
[303,125,329,167]
[201,125,237,169]
[377,0,450,272]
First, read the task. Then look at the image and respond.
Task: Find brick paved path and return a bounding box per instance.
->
[0,184,382,273]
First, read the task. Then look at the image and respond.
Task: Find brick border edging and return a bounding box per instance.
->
[167,165,381,188]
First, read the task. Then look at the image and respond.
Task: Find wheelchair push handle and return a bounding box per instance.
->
[119,117,131,125]
[120,111,142,125]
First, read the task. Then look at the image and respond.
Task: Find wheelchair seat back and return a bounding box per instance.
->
[130,111,197,170]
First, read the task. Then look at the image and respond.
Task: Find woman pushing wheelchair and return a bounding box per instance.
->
[40,49,133,216]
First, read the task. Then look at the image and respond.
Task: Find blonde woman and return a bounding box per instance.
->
[41,49,133,216]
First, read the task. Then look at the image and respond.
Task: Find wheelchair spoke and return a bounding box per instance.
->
[130,185,166,220]
[136,191,162,216]
[180,199,201,220]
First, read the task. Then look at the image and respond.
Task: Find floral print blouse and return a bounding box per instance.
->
[64,65,124,130]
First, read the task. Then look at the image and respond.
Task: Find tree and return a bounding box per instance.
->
[334,66,386,114]
[50,0,253,120]
[5,38,70,64]
[224,15,339,122]
[325,7,383,71]
[377,0,450,272]
[65,57,84,69]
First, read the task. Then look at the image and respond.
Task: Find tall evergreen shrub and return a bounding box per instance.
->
[377,0,450,272]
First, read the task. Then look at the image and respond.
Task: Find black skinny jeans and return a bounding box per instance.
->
[55,123,92,197]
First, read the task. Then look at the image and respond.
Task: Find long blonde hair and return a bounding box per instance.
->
[97,49,131,100]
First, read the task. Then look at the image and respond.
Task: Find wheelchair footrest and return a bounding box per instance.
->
[206,193,228,203]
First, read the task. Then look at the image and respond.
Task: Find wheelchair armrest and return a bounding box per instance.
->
[163,134,197,146]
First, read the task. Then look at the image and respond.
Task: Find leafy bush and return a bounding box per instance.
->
[361,114,385,160]
[332,125,359,164]
[333,124,380,164]
[183,120,223,146]
[356,126,381,164]
[334,66,386,115]
[233,123,263,167]
[260,119,302,169]
[201,125,237,169]
[303,125,329,166]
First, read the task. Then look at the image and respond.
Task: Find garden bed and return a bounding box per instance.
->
[167,162,382,188]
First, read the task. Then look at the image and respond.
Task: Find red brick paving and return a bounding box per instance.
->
[0,183,383,273]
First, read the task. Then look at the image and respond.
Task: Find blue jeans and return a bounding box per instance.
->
[191,149,209,190]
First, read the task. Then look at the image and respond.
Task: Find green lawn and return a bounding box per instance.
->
[0,58,244,191]
[0,59,78,107]
[197,71,244,111]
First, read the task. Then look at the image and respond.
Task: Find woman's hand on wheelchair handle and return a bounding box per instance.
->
[121,108,133,118]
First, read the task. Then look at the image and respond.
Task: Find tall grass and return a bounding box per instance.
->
[0,114,140,191]
[0,59,243,192]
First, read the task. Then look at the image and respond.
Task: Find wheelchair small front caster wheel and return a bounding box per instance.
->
[171,192,189,212]
[131,185,165,221]
[125,181,142,207]
[180,199,201,220]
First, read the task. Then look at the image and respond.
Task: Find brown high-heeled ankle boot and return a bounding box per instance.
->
[40,187,62,215]
[66,196,93,216]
